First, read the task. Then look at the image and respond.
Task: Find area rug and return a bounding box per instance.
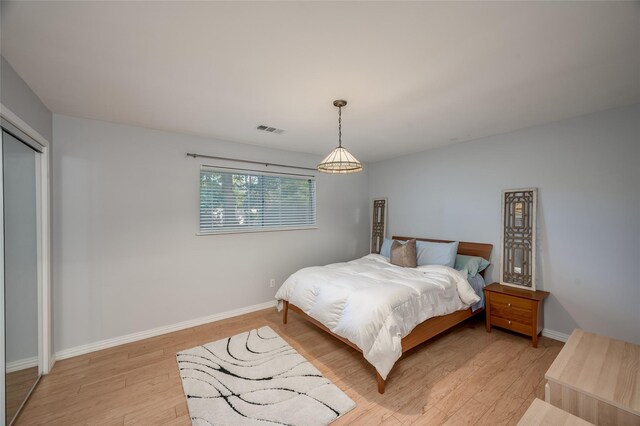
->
[176,326,356,426]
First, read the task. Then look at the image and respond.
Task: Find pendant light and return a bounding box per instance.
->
[317,100,363,173]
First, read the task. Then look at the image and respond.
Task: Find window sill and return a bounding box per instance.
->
[196,226,319,236]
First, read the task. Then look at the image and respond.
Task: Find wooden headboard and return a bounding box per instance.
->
[392,236,493,261]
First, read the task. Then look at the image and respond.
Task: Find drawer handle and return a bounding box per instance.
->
[508,320,512,325]
[507,303,511,307]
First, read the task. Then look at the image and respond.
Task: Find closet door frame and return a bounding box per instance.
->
[0,106,53,424]
[36,144,51,376]
[0,130,5,425]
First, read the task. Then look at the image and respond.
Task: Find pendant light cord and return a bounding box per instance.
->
[338,106,342,148]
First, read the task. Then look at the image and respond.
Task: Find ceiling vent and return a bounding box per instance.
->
[257,125,285,134]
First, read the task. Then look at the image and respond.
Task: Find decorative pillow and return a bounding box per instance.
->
[379,238,394,257]
[416,241,459,267]
[455,254,490,277]
[390,239,417,268]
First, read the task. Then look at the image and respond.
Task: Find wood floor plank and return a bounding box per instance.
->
[474,393,526,426]
[391,346,487,423]
[434,352,511,415]
[70,416,125,426]
[335,403,400,426]
[472,362,522,406]
[509,393,537,425]
[408,406,449,426]
[122,399,179,425]
[78,377,127,396]
[174,401,189,418]
[15,307,563,425]
[162,416,192,426]
[441,397,490,426]
[506,345,562,399]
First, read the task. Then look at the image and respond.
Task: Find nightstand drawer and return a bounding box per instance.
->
[490,316,532,336]
[490,302,533,325]
[490,292,534,312]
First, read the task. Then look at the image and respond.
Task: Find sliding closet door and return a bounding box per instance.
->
[3,130,40,424]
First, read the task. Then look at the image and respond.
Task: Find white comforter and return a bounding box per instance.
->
[275,254,480,379]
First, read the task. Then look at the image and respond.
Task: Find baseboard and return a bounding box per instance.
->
[55,300,277,361]
[6,356,38,373]
[542,328,570,342]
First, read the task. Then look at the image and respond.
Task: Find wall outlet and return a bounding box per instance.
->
[269,279,276,288]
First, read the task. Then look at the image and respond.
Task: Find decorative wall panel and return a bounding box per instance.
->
[371,199,387,254]
[500,188,537,290]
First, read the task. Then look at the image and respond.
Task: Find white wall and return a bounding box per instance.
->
[369,103,640,343]
[52,115,370,353]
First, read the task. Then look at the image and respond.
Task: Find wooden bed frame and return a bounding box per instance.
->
[281,236,493,394]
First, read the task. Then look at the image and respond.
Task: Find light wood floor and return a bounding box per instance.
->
[6,366,39,424]
[15,308,563,425]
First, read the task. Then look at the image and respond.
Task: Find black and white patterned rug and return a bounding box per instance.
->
[176,326,356,426]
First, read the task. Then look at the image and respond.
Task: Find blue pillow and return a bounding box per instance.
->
[379,238,394,257]
[455,254,490,277]
[416,241,459,267]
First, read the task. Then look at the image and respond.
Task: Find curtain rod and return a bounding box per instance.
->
[186,152,317,172]
[202,164,314,178]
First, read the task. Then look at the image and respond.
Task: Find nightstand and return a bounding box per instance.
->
[484,283,549,347]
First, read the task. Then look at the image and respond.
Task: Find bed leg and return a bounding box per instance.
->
[377,372,385,394]
[283,301,289,324]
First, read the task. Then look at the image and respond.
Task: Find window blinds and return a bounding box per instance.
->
[199,167,316,234]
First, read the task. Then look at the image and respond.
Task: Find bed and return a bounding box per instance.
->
[276,236,492,394]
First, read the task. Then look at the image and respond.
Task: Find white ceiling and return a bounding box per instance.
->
[1,1,639,162]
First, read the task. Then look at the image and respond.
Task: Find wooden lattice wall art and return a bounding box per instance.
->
[371,199,387,254]
[500,188,537,290]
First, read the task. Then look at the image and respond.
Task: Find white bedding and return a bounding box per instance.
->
[275,254,480,379]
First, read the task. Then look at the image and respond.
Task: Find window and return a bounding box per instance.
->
[199,167,316,234]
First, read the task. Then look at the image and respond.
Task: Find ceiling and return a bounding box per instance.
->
[1,1,639,162]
